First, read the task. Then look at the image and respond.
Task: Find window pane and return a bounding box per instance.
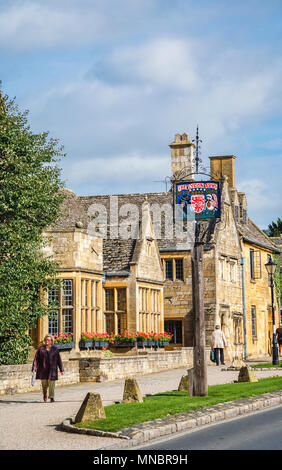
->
[175,259,183,280]
[48,287,59,306]
[96,282,99,308]
[91,281,99,308]
[105,313,115,334]
[62,309,73,334]
[250,250,254,279]
[151,290,160,313]
[117,288,126,311]
[165,259,173,280]
[118,313,127,334]
[48,287,59,335]
[85,280,88,306]
[139,288,142,311]
[48,310,58,336]
[164,321,182,344]
[105,289,114,311]
[62,280,73,306]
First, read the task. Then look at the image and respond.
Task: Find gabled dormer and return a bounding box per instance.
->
[130,198,164,283]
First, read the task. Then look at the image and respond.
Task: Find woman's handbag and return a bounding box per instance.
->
[31,372,36,386]
[210,349,216,363]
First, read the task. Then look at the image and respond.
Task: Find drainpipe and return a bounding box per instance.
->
[240,257,247,360]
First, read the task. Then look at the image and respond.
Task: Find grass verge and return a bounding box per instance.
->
[251,362,282,369]
[74,376,282,433]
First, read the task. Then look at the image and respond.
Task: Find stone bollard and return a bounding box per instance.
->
[227,359,247,371]
[122,377,143,403]
[74,392,106,423]
[178,375,189,391]
[238,365,258,383]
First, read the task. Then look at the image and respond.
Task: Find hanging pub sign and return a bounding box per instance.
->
[176,181,220,220]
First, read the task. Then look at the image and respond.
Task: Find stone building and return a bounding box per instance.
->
[269,234,282,325]
[35,133,280,360]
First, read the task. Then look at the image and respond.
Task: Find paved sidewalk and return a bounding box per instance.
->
[1,364,282,450]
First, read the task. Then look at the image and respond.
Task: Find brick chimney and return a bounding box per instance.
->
[209,155,236,187]
[169,133,195,180]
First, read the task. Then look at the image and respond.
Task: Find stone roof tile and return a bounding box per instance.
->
[51,189,279,272]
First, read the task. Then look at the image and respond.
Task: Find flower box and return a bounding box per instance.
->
[113,341,137,348]
[137,340,147,348]
[94,341,109,349]
[79,340,94,349]
[145,340,156,347]
[55,341,75,350]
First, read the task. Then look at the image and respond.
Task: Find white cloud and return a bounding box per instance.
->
[4,1,280,227]
[108,38,198,91]
[25,33,282,151]
[63,154,170,187]
[0,1,108,50]
[0,0,157,51]
[238,178,281,212]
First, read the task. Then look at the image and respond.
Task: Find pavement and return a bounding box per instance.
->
[1,363,282,450]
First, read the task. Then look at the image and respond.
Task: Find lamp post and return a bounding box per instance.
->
[265,258,279,365]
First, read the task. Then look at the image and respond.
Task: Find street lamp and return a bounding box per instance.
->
[265,258,279,365]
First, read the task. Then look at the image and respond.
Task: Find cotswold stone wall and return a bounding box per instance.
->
[0,349,214,394]
[42,229,103,272]
[79,348,211,382]
[0,361,80,395]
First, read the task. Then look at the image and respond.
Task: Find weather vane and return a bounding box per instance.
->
[192,125,203,174]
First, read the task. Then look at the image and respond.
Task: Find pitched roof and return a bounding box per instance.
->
[52,191,214,272]
[270,236,282,247]
[237,218,280,253]
[51,186,279,273]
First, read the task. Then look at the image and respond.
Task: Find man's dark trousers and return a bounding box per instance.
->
[214,348,224,366]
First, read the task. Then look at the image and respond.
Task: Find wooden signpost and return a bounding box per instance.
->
[191,222,208,396]
[176,181,220,397]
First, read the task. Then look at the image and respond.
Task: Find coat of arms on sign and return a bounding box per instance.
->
[176,181,220,220]
[191,195,205,214]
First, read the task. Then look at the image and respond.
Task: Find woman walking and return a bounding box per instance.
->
[32,334,64,402]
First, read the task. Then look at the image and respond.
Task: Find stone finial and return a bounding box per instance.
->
[178,375,189,391]
[75,221,84,228]
[122,377,143,403]
[238,366,258,383]
[74,392,106,423]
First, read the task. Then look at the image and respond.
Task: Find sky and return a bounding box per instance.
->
[1,0,281,230]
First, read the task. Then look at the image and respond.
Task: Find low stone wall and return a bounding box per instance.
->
[0,348,213,394]
[79,348,200,382]
[0,360,80,395]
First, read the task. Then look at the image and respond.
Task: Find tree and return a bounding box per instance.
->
[0,92,66,364]
[268,218,282,237]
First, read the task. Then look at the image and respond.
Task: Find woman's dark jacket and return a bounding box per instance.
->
[32,345,64,380]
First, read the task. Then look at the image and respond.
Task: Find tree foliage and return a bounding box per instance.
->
[0,93,66,364]
[268,218,282,237]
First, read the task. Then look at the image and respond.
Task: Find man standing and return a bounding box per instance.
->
[276,323,282,357]
[211,325,227,366]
